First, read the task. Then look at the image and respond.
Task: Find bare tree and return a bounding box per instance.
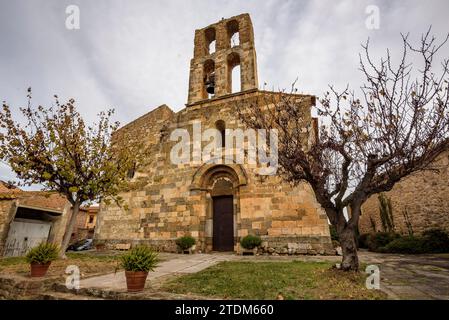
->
[238,29,449,270]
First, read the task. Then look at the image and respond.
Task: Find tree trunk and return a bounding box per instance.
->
[59,200,81,258]
[338,224,359,271]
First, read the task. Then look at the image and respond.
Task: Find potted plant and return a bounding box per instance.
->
[175,236,196,254]
[120,245,159,292]
[25,242,59,277]
[240,235,262,255]
[95,242,106,251]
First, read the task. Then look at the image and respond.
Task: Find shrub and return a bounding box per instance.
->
[240,235,262,249]
[375,246,388,253]
[329,225,339,241]
[381,236,425,254]
[175,236,196,250]
[120,245,159,272]
[358,233,370,249]
[367,232,399,252]
[421,229,449,253]
[378,193,395,232]
[25,242,59,264]
[366,229,449,254]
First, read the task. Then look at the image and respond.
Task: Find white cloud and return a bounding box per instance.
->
[1,0,448,187]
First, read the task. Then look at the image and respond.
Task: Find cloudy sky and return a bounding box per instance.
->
[1,0,449,188]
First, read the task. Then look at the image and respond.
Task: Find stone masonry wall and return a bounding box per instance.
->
[188,13,258,104]
[95,90,333,254]
[359,152,449,235]
[0,199,16,254]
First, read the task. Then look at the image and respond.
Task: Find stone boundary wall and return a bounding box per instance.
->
[94,235,334,256]
[359,152,449,235]
[0,274,55,299]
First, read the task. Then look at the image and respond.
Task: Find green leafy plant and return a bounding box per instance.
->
[378,193,395,232]
[329,225,339,241]
[373,229,449,254]
[380,236,425,254]
[240,235,262,249]
[421,229,449,253]
[175,236,196,251]
[120,245,159,272]
[25,242,59,264]
[369,216,377,232]
[357,233,370,249]
[367,232,399,252]
[402,206,414,236]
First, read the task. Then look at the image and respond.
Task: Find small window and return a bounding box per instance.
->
[127,162,136,179]
[226,20,239,48]
[215,120,226,147]
[227,52,241,94]
[88,216,94,224]
[209,40,216,54]
[230,32,239,47]
[231,65,241,93]
[205,27,216,55]
[204,59,215,99]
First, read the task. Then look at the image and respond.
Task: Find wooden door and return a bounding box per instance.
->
[212,196,234,251]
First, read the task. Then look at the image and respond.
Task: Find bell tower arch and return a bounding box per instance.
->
[187,13,259,105]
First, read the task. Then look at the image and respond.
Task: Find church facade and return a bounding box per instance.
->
[95,14,333,254]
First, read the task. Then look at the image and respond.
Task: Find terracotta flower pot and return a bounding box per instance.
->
[95,244,106,252]
[30,262,51,277]
[125,271,148,292]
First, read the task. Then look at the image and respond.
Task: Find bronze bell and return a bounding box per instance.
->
[206,82,215,94]
[205,72,215,95]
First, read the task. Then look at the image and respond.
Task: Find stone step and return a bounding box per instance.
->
[38,291,103,300]
[52,282,122,299]
[51,280,214,300]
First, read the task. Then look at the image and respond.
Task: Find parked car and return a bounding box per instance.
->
[66,239,93,251]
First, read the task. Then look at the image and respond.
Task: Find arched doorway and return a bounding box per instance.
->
[190,164,247,252]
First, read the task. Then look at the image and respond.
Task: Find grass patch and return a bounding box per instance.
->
[162,261,387,300]
[0,251,169,277]
[0,256,26,267]
[0,251,122,277]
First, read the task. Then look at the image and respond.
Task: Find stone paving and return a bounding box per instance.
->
[357,250,449,300]
[77,250,449,300]
[80,253,237,291]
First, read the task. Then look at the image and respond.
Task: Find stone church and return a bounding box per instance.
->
[95,14,333,254]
